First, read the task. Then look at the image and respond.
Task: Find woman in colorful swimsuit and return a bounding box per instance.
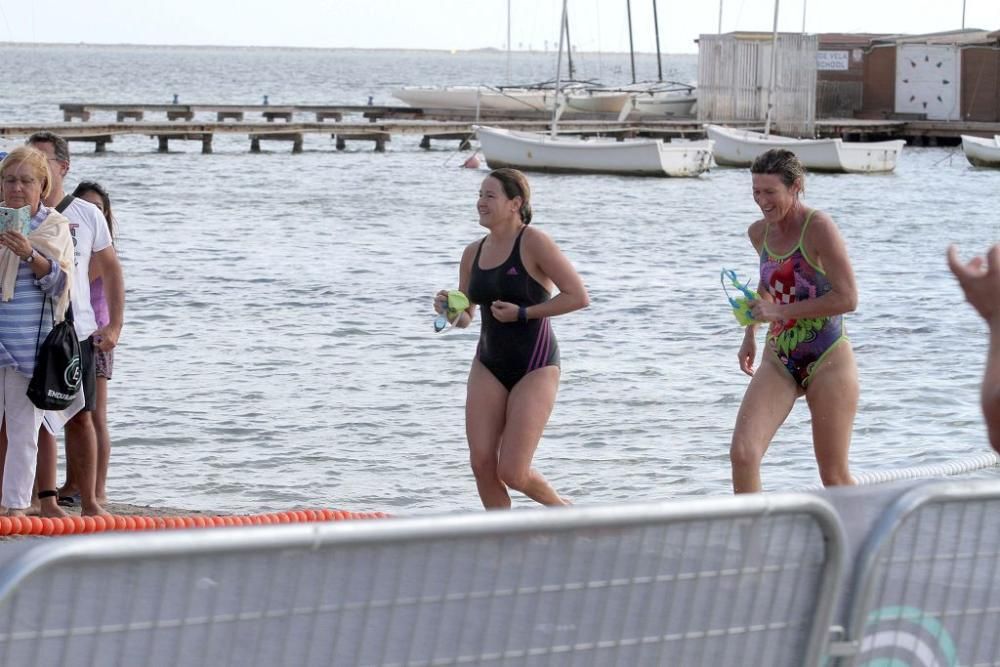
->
[730,149,859,493]
[435,168,589,508]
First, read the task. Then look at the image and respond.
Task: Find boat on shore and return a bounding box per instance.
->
[475,125,713,178]
[391,85,555,112]
[706,124,906,173]
[961,135,1000,168]
[621,81,698,117]
[392,83,632,115]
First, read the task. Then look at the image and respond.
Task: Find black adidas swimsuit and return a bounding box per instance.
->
[467,227,560,391]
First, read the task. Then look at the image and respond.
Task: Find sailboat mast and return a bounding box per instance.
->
[506,0,512,84]
[550,0,569,138]
[764,0,780,136]
[626,0,636,84]
[652,0,663,81]
[564,8,575,80]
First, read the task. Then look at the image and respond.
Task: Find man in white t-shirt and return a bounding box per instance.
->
[27,132,124,517]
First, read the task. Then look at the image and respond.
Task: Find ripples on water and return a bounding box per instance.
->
[2,45,998,513]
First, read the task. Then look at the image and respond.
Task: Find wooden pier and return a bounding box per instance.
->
[0,103,994,155]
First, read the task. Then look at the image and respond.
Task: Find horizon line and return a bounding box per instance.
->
[0,40,699,57]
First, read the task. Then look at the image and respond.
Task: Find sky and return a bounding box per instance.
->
[0,0,997,54]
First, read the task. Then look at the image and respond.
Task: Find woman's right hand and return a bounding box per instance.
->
[738,331,757,376]
[433,290,449,315]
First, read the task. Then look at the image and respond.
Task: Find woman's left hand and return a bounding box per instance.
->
[0,230,32,259]
[490,300,519,323]
[749,298,782,323]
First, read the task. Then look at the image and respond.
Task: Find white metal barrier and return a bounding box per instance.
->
[833,479,1000,666]
[0,494,844,667]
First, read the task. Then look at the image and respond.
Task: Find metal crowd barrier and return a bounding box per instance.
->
[0,494,843,667]
[832,479,1000,666]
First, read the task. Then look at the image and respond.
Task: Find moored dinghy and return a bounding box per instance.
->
[961,135,1000,168]
[706,124,905,174]
[475,125,713,178]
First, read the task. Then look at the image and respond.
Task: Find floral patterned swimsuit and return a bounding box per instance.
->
[760,210,847,387]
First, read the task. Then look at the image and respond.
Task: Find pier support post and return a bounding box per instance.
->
[249,133,303,154]
[67,135,113,154]
[158,136,170,153]
[420,135,432,149]
[335,135,346,151]
[202,135,213,154]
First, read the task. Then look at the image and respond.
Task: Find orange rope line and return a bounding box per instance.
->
[0,509,390,537]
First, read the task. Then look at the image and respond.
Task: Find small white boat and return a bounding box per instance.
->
[624,82,698,117]
[475,125,713,178]
[705,124,905,173]
[392,86,556,112]
[563,90,633,114]
[961,135,1000,168]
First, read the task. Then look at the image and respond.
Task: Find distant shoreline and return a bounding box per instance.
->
[0,40,698,58]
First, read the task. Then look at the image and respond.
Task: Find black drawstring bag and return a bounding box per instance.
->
[27,298,81,410]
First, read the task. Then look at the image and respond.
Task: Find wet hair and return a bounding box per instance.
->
[487,168,533,224]
[26,131,71,162]
[73,180,116,241]
[750,148,806,191]
[0,146,53,199]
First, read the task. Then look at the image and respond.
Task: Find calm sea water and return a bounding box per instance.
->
[1,44,998,514]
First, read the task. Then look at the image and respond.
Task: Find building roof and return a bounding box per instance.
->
[869,28,1000,46]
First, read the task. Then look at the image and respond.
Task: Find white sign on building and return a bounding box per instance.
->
[817,51,849,71]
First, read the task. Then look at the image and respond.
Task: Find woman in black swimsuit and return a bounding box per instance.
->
[434,169,589,508]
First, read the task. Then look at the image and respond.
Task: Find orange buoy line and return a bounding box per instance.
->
[0,509,390,538]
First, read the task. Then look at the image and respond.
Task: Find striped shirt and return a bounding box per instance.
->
[0,206,68,377]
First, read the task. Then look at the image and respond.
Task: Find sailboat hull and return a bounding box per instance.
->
[476,126,713,177]
[961,135,1000,168]
[706,125,905,173]
[392,86,556,112]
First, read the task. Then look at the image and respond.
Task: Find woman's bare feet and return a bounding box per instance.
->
[81,501,110,518]
[39,498,69,518]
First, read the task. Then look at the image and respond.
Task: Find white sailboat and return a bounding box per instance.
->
[391,85,556,112]
[619,1,698,118]
[476,0,713,178]
[477,126,713,177]
[706,124,905,173]
[621,81,698,117]
[961,135,1000,168]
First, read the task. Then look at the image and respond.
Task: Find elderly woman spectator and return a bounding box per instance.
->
[0,146,73,515]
